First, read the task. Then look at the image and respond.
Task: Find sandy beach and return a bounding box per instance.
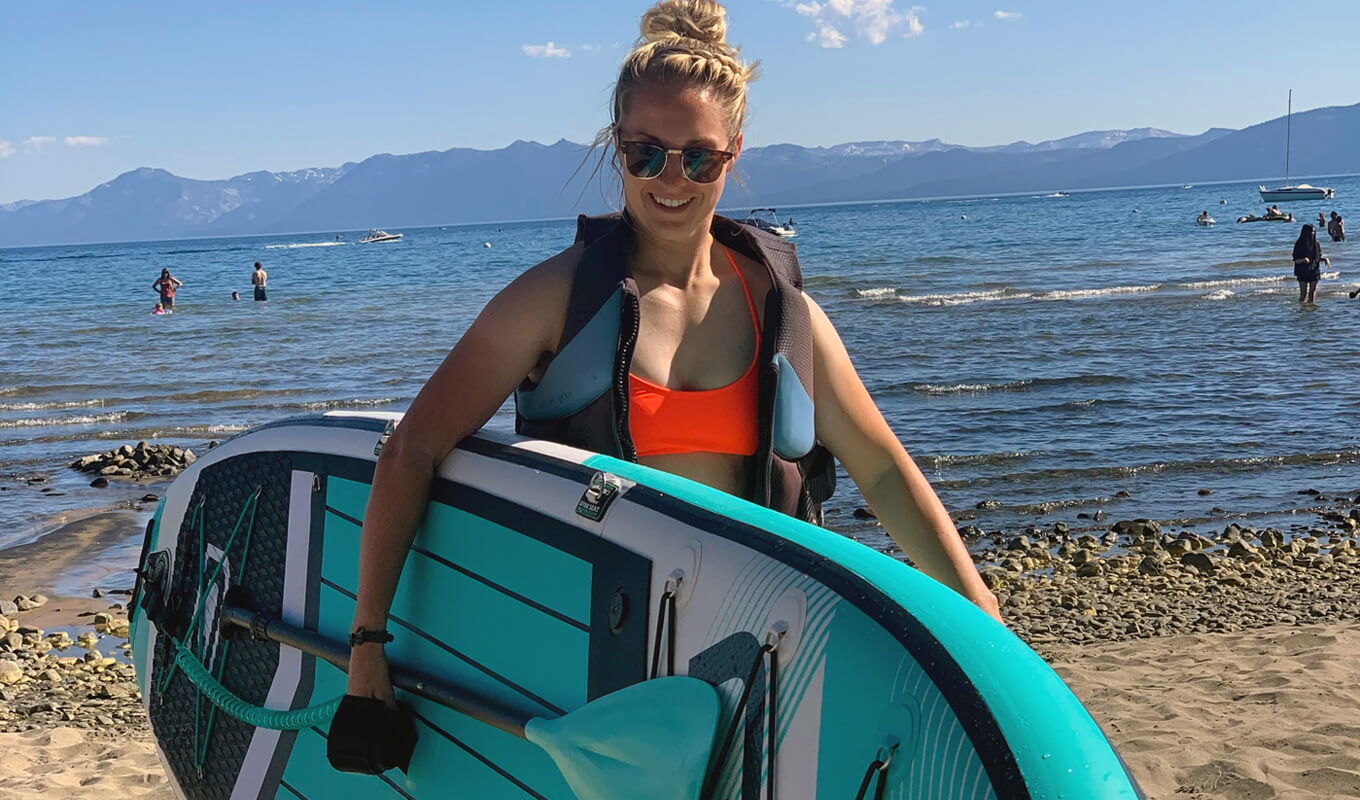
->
[2,503,1359,798]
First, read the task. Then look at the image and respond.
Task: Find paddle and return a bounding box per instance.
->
[219,606,720,800]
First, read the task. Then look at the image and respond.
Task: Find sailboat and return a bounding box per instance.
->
[1259,90,1334,202]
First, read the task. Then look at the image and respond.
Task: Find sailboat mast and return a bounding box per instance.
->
[1285,89,1292,183]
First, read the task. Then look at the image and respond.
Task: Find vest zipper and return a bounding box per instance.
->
[615,288,641,462]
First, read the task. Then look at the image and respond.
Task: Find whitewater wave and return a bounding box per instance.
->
[1033,284,1161,301]
[1179,275,1290,289]
[854,287,898,299]
[264,242,346,249]
[897,289,1026,307]
[0,411,130,429]
[906,374,1126,395]
[289,397,401,411]
[0,399,108,412]
[1202,289,1235,301]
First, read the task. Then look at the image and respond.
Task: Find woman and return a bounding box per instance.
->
[345,0,1001,707]
[1293,223,1329,303]
[151,268,183,310]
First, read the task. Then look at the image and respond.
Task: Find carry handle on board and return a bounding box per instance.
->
[219,606,720,800]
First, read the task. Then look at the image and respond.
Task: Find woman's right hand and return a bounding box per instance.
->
[346,645,395,707]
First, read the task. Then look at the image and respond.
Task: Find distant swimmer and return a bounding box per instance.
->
[1197,210,1210,224]
[1328,212,1346,242]
[231,291,240,301]
[252,261,268,302]
[1293,223,1329,304]
[152,268,183,310]
[152,302,166,315]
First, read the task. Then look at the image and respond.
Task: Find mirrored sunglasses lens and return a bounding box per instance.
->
[625,144,666,178]
[682,149,722,183]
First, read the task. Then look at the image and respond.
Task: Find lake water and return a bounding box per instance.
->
[4,177,1358,559]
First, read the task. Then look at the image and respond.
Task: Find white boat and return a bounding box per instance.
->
[1259,90,1334,203]
[738,208,796,238]
[358,229,403,243]
[1258,184,1334,202]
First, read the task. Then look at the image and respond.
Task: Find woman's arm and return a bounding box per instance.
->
[347,246,576,702]
[805,295,1002,623]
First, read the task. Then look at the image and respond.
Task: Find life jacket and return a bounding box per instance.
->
[514,213,836,522]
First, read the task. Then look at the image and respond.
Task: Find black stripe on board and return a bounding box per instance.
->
[456,436,594,483]
[405,708,550,800]
[278,779,308,799]
[621,485,1032,800]
[322,505,588,633]
[299,449,649,704]
[320,578,566,717]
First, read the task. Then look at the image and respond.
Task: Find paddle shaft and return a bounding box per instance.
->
[219,605,536,738]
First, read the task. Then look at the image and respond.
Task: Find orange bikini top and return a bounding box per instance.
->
[629,247,761,457]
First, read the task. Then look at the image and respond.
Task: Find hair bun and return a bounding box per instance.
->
[640,0,728,49]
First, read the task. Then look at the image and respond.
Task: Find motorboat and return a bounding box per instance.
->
[1259,90,1334,203]
[738,208,796,238]
[358,229,403,243]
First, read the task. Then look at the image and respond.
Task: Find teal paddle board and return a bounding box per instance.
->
[129,411,1144,799]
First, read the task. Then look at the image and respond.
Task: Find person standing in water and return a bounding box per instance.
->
[1293,224,1330,303]
[344,0,1002,709]
[252,261,268,302]
[151,268,183,310]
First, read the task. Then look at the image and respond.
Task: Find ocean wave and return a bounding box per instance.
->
[1202,289,1235,301]
[853,287,898,299]
[1033,284,1161,301]
[264,242,347,249]
[904,375,1128,395]
[897,289,1028,307]
[0,399,108,412]
[938,449,1360,488]
[1179,275,1290,289]
[288,397,401,411]
[0,411,131,429]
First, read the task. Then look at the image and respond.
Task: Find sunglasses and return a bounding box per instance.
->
[617,141,735,184]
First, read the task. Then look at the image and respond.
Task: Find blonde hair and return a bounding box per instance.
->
[612,0,759,138]
[576,0,758,205]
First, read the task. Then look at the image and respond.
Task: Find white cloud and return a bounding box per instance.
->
[580,43,601,52]
[23,136,56,151]
[0,140,13,158]
[950,20,970,29]
[994,10,1021,20]
[64,136,108,148]
[789,0,924,47]
[522,41,570,58]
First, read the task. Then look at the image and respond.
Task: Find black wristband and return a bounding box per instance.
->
[349,626,394,648]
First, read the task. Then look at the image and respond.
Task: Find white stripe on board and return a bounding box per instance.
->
[228,470,313,800]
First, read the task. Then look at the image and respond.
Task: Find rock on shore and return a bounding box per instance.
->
[70,442,196,483]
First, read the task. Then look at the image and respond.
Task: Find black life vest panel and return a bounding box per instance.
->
[514,213,835,522]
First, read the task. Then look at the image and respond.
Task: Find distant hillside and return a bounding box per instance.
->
[3,104,1357,247]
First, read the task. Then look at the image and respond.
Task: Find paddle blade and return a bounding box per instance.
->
[525,676,719,800]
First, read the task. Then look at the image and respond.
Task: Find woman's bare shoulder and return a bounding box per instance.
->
[499,241,583,309]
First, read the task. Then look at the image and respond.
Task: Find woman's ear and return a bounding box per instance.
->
[730,132,743,165]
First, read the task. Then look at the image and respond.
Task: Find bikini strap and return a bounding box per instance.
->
[722,246,761,342]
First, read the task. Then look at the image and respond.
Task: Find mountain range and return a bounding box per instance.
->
[3,104,1358,247]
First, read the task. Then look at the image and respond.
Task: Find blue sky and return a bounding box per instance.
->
[4,1,1358,204]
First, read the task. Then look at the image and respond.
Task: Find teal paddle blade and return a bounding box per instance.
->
[525,676,720,800]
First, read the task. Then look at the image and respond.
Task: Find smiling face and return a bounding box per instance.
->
[616,82,742,244]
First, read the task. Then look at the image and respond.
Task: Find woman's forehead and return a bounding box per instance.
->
[618,85,728,146]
